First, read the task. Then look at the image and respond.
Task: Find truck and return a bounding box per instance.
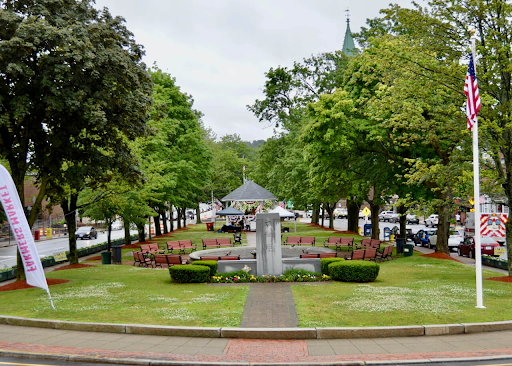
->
[464,212,508,245]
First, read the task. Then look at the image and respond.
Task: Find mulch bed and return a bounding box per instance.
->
[53,263,97,271]
[122,244,141,249]
[0,278,69,292]
[84,255,102,261]
[486,276,512,283]
[421,252,463,263]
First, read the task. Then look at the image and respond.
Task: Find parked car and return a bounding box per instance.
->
[406,214,419,224]
[333,208,348,219]
[425,214,439,227]
[75,226,98,240]
[458,236,501,259]
[413,229,436,246]
[111,221,122,230]
[427,229,464,251]
[388,213,400,223]
[378,211,394,221]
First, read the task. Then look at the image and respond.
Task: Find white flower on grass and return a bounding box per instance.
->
[190,293,228,303]
[50,282,125,301]
[157,308,195,320]
[147,295,180,304]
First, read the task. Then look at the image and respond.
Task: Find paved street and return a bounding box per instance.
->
[0,229,135,270]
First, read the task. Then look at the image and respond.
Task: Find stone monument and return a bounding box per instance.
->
[255,213,283,276]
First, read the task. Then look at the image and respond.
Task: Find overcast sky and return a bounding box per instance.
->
[93,0,417,142]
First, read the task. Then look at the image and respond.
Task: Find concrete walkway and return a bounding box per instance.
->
[1,323,512,364]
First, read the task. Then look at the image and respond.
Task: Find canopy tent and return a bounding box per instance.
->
[269,206,296,232]
[216,207,245,216]
[268,206,295,218]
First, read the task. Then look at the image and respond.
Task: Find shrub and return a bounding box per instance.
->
[169,265,210,283]
[320,258,345,274]
[192,260,217,276]
[328,261,379,282]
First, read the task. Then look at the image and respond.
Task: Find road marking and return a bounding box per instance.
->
[0,362,59,366]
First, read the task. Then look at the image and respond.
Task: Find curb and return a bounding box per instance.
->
[1,315,512,340]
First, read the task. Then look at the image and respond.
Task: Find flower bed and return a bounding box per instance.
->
[482,255,508,270]
[211,268,330,283]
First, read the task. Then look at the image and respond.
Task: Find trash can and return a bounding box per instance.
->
[34,230,40,241]
[206,222,213,231]
[364,224,372,236]
[404,243,414,257]
[395,238,405,254]
[101,251,111,265]
[112,246,122,264]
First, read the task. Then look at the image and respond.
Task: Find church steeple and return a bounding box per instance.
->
[342,8,356,57]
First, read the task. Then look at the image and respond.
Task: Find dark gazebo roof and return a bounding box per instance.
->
[221,180,276,202]
[216,207,244,216]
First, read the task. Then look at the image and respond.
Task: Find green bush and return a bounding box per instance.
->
[192,260,217,276]
[169,265,210,283]
[320,258,345,274]
[329,261,380,282]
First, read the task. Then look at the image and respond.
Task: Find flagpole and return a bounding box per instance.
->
[471,33,485,309]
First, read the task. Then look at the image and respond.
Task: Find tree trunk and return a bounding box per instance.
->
[107,221,112,251]
[196,201,202,224]
[61,193,79,265]
[136,222,145,243]
[154,214,161,236]
[347,198,360,234]
[312,202,320,225]
[161,205,168,234]
[321,204,325,228]
[506,217,512,275]
[177,208,182,229]
[370,201,380,240]
[435,203,450,254]
[147,216,152,240]
[182,207,187,228]
[398,205,407,239]
[124,221,131,245]
[170,207,174,232]
[327,203,335,229]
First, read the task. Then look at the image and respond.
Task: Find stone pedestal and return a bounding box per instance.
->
[255,213,283,276]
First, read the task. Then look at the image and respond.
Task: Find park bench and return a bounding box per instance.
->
[376,245,393,261]
[299,253,319,259]
[318,252,337,258]
[132,251,153,267]
[300,236,315,246]
[202,238,218,249]
[356,238,372,250]
[140,243,165,255]
[370,239,381,250]
[153,254,184,268]
[199,255,221,261]
[179,240,197,253]
[166,241,181,253]
[283,236,301,245]
[323,237,339,248]
[337,237,354,251]
[346,249,365,261]
[217,238,233,247]
[363,248,377,262]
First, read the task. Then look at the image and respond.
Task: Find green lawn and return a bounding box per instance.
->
[0,222,510,327]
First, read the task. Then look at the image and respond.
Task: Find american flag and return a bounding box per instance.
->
[464,54,481,130]
[256,203,263,211]
[215,199,222,211]
[235,201,239,209]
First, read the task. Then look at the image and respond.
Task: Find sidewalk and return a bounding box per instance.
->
[1,323,512,365]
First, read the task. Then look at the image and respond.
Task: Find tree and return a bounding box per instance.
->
[357,1,512,269]
[0,0,153,271]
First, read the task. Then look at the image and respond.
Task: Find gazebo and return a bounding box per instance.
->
[221,180,277,229]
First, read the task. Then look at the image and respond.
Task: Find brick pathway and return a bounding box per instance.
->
[240,282,298,328]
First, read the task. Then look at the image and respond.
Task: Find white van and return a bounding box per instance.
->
[111,221,123,230]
